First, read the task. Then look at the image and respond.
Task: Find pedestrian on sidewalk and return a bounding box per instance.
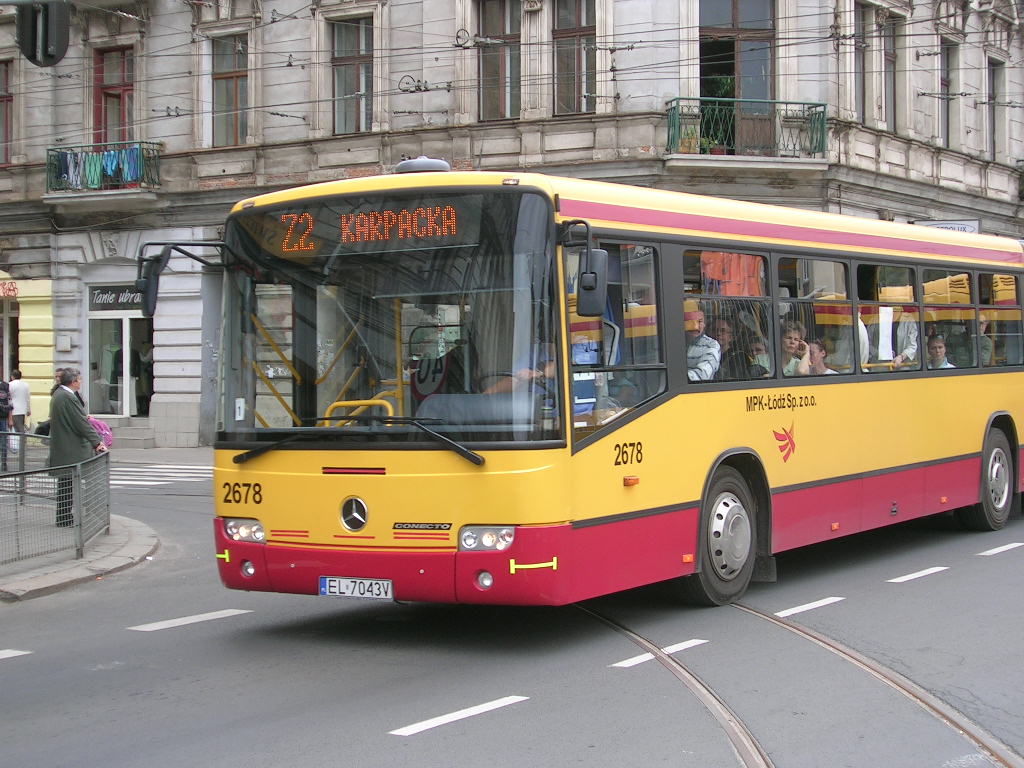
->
[0,379,12,472]
[9,369,30,434]
[48,368,107,527]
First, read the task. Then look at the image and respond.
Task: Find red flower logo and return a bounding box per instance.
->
[774,423,796,462]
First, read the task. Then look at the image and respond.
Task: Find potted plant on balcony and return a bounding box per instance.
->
[677,126,699,153]
[700,74,735,154]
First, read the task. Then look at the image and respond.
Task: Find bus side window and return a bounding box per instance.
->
[777,257,853,376]
[686,249,770,382]
[979,273,1023,366]
[569,242,666,436]
[857,264,920,373]
[922,269,974,368]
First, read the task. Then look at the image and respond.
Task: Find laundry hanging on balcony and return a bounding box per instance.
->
[53,145,143,190]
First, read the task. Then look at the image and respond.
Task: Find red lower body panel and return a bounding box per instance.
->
[772,455,982,552]
[214,507,700,606]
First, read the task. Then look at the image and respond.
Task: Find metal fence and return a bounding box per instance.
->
[0,433,111,567]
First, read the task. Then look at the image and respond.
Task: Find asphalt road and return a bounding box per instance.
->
[2,474,1022,768]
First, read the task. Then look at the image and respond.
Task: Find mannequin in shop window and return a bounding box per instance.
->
[132,342,153,416]
[90,363,112,413]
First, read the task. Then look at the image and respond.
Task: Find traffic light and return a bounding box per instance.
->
[16,1,70,67]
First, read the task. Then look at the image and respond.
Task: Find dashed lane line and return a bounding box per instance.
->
[127,609,253,632]
[886,566,950,583]
[610,638,709,668]
[389,696,529,736]
[774,596,845,617]
[977,542,1024,556]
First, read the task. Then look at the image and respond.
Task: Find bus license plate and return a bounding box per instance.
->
[319,576,393,600]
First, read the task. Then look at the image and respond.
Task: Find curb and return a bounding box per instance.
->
[0,514,160,602]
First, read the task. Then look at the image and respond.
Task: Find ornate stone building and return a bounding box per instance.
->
[0,0,1021,444]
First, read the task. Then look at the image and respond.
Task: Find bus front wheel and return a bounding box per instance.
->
[678,466,757,606]
[957,429,1014,531]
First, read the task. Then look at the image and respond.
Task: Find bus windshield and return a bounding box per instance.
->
[217,188,561,445]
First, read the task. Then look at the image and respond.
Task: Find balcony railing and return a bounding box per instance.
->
[46,140,161,193]
[666,97,827,158]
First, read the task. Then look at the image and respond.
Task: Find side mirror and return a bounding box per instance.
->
[576,248,608,317]
[136,245,172,318]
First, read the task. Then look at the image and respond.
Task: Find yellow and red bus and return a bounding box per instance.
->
[139,157,1024,605]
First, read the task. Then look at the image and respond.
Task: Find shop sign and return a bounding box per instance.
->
[0,281,18,297]
[912,219,981,234]
[90,284,143,311]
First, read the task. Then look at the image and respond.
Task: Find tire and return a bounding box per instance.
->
[957,429,1014,531]
[678,466,757,606]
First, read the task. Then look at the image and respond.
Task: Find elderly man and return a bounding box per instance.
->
[49,368,107,527]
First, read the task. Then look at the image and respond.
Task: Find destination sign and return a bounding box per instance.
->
[230,193,498,262]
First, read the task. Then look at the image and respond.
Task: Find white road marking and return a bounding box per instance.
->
[887,566,949,583]
[110,466,212,487]
[610,638,708,668]
[0,649,32,660]
[977,542,1024,556]
[127,609,252,632]
[389,695,529,736]
[775,596,845,617]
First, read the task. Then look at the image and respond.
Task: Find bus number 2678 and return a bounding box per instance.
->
[614,442,643,465]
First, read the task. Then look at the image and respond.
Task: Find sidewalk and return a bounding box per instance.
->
[0,445,214,602]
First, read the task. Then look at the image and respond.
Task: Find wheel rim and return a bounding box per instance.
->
[708,492,752,581]
[987,446,1010,512]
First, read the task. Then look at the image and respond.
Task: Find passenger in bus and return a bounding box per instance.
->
[807,339,838,375]
[978,314,994,366]
[780,321,810,376]
[707,317,748,380]
[747,338,771,377]
[881,314,919,368]
[927,336,956,369]
[685,304,721,381]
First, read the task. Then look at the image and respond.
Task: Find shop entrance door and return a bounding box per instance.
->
[87,316,153,416]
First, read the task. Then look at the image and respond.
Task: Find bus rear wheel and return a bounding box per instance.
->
[678,466,757,606]
[957,429,1014,531]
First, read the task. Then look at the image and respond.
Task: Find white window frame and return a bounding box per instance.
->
[313,3,388,138]
[195,25,257,149]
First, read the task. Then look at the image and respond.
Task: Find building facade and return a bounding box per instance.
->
[0,0,1021,445]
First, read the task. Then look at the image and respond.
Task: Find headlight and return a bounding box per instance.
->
[224,518,266,543]
[459,526,514,551]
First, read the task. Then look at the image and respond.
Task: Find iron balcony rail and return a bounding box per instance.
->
[46,140,162,193]
[666,97,827,158]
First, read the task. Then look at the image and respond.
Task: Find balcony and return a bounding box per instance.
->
[44,140,162,212]
[666,97,827,159]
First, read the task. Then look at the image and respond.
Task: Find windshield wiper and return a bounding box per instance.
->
[232,431,325,464]
[334,415,485,466]
[232,417,485,466]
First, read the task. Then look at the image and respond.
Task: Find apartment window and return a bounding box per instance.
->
[938,41,956,148]
[698,0,774,155]
[987,59,1004,161]
[213,34,248,147]
[853,2,869,124]
[882,14,901,133]
[95,48,134,144]
[332,17,373,134]
[0,62,10,165]
[479,0,521,120]
[553,0,595,114]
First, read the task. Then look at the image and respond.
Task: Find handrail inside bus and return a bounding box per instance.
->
[324,399,395,426]
[250,314,303,385]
